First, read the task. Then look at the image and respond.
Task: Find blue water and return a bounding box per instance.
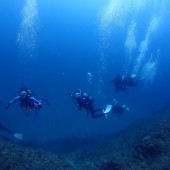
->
[0,0,170,143]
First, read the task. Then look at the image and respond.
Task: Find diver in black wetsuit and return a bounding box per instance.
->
[69,89,106,119]
[109,74,139,93]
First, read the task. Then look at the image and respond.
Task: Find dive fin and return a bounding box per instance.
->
[13,133,23,140]
[103,105,113,114]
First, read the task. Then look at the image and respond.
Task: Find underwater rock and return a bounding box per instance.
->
[100,159,121,170]
[0,139,74,170]
[135,135,164,159]
[0,103,170,169]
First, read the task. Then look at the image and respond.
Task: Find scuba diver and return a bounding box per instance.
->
[5,87,51,117]
[69,89,107,119]
[0,100,23,140]
[0,124,23,140]
[109,74,139,93]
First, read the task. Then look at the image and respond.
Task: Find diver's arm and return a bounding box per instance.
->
[0,124,13,134]
[30,97,41,105]
[41,98,51,106]
[9,96,20,104]
[68,93,76,100]
[5,96,20,109]
[30,97,42,110]
[68,93,72,97]
[31,97,51,107]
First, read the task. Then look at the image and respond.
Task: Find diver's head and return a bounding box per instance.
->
[20,91,27,99]
[20,87,32,98]
[75,92,81,98]
[74,89,82,98]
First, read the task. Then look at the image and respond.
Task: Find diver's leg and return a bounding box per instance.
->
[0,124,13,134]
[91,108,105,118]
